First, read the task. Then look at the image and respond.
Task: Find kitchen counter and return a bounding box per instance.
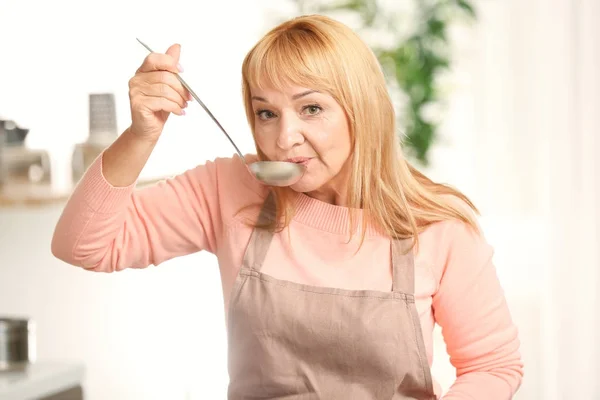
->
[0,362,84,400]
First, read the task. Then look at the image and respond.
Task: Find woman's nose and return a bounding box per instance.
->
[276,114,305,150]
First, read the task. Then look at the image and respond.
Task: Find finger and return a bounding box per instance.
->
[142,81,188,109]
[164,44,191,100]
[165,43,181,66]
[133,71,189,107]
[137,52,182,74]
[141,96,185,116]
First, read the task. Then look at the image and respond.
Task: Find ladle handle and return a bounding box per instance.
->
[136,38,245,160]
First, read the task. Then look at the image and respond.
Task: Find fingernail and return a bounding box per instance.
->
[177,63,184,72]
[181,109,186,116]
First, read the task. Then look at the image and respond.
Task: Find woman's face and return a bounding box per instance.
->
[250,84,352,194]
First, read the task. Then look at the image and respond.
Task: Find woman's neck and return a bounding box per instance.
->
[305,161,352,206]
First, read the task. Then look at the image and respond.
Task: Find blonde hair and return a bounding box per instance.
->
[240,14,480,250]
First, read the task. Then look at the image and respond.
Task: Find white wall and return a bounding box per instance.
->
[0,0,266,180]
[0,206,229,399]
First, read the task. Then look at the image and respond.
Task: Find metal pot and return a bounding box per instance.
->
[0,317,35,372]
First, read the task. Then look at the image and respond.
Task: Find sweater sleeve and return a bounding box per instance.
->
[51,152,260,272]
[432,220,524,399]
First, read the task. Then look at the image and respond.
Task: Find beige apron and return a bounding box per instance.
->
[227,194,436,399]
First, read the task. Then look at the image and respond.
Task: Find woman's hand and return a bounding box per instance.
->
[99,43,192,187]
[127,43,192,142]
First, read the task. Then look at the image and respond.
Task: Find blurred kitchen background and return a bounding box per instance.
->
[0,0,598,399]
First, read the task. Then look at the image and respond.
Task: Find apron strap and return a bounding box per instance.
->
[391,238,415,295]
[241,191,276,272]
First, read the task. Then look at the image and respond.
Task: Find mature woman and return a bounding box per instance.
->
[52,14,523,400]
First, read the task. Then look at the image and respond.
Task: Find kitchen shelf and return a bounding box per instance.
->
[0,361,85,400]
[0,177,166,208]
[0,182,68,207]
[0,142,176,209]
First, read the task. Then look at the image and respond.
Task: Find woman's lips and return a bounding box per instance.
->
[285,157,312,166]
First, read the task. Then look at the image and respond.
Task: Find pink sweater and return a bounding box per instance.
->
[51,153,523,399]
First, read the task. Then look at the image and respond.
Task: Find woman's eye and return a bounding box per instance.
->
[257,110,276,120]
[303,105,322,115]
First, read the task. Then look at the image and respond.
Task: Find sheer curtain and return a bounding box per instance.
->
[426,0,599,398]
[541,0,600,398]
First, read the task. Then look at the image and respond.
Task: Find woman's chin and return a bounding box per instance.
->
[289,181,311,193]
[289,176,318,193]
[289,173,332,193]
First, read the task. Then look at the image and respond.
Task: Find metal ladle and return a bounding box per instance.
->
[136,38,306,187]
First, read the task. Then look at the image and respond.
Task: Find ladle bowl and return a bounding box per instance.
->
[249,161,306,186]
